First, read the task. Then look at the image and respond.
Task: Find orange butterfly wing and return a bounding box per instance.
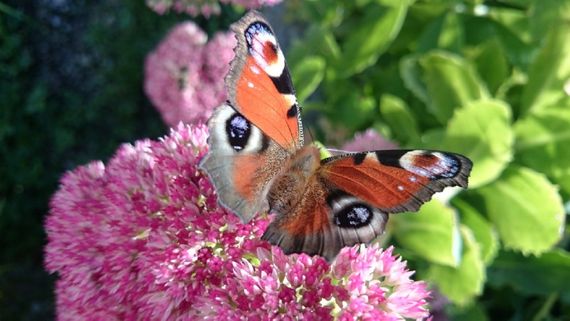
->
[320,150,472,212]
[199,104,290,222]
[227,11,302,150]
[263,173,389,261]
[262,149,472,261]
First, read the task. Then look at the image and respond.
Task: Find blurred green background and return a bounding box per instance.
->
[1,0,570,320]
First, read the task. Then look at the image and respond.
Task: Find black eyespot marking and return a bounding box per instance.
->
[353,153,366,165]
[259,133,270,152]
[226,114,251,151]
[335,204,373,228]
[287,104,297,118]
[326,190,349,207]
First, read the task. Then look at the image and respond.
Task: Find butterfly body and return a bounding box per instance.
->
[200,11,473,261]
[266,145,321,217]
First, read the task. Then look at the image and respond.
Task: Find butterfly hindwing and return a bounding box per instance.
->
[199,104,290,222]
[227,10,303,150]
[262,179,388,261]
[262,148,472,260]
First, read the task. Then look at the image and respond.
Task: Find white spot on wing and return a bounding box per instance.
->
[397,185,404,191]
[248,31,285,78]
[250,65,261,75]
[283,94,297,107]
[400,151,456,179]
[247,82,254,88]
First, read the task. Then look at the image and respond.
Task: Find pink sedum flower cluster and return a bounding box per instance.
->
[342,128,398,152]
[146,0,282,17]
[45,123,430,320]
[144,23,236,127]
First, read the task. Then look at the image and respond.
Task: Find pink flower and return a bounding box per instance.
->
[342,128,398,152]
[144,23,236,127]
[146,0,282,17]
[199,245,430,321]
[45,124,430,320]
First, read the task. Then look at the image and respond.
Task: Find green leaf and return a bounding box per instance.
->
[440,99,514,188]
[400,54,428,103]
[289,25,341,66]
[488,249,570,298]
[419,51,490,123]
[492,4,531,43]
[469,39,509,95]
[454,198,499,264]
[529,0,570,42]
[391,201,460,267]
[417,12,464,54]
[437,12,464,53]
[492,18,535,70]
[419,128,445,148]
[425,226,485,305]
[290,56,326,103]
[379,94,419,144]
[462,15,533,70]
[471,166,565,255]
[339,0,409,76]
[515,102,570,193]
[520,22,570,115]
[324,87,377,131]
[449,304,490,321]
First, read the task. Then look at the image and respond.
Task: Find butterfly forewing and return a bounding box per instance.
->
[320,150,472,213]
[226,11,303,150]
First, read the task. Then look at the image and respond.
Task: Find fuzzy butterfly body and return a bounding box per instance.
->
[200,11,473,261]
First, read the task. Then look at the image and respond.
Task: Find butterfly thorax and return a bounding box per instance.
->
[267,146,321,217]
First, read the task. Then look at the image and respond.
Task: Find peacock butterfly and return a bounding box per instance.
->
[200,11,472,261]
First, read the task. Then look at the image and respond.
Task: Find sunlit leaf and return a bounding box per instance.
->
[419,51,489,123]
[470,166,565,255]
[392,201,460,267]
[440,99,514,188]
[520,22,570,115]
[454,198,499,264]
[425,226,485,305]
[515,102,570,193]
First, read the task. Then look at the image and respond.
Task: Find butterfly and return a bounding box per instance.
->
[200,11,473,261]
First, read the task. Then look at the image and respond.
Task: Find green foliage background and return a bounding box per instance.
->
[1,0,569,320]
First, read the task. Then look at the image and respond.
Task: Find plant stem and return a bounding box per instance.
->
[531,293,558,321]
